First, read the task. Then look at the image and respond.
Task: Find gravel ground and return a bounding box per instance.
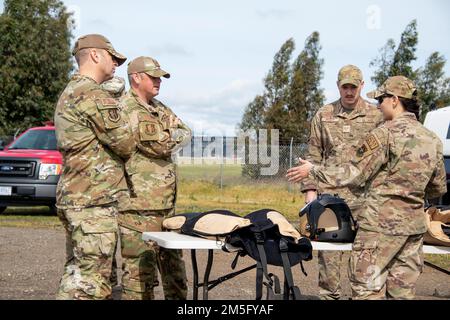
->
[0,226,449,300]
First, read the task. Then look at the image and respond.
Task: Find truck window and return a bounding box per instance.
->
[8,130,57,150]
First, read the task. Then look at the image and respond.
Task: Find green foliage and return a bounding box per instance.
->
[0,0,73,136]
[416,52,450,121]
[285,31,324,142]
[370,20,418,87]
[239,95,266,132]
[264,38,295,108]
[370,19,450,121]
[239,33,324,179]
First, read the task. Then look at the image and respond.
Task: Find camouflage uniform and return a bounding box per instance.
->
[101,76,126,99]
[119,60,191,299]
[310,76,447,299]
[58,76,127,290]
[54,36,134,299]
[301,65,383,300]
[100,76,126,287]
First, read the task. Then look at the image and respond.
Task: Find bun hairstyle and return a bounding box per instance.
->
[399,89,421,120]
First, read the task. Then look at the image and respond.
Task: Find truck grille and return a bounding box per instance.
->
[0,160,36,177]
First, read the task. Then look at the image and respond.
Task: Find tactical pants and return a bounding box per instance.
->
[349,228,424,300]
[318,251,344,300]
[318,203,360,300]
[118,209,187,300]
[56,206,119,300]
[58,209,119,288]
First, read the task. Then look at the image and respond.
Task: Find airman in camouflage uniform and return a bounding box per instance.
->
[294,65,383,300]
[59,75,126,290]
[289,76,447,299]
[118,56,191,300]
[54,34,135,300]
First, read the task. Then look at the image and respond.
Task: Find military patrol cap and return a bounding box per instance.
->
[338,65,363,87]
[127,56,170,78]
[367,76,417,100]
[72,34,127,66]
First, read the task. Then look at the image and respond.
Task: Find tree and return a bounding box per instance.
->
[416,52,450,121]
[239,33,324,178]
[264,38,295,108]
[370,19,450,121]
[370,20,418,87]
[238,94,266,132]
[263,38,295,138]
[0,0,73,136]
[285,31,324,143]
[239,39,295,179]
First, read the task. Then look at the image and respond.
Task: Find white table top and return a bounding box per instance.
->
[142,231,450,255]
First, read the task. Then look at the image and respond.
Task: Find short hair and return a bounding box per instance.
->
[128,73,143,86]
[74,48,91,66]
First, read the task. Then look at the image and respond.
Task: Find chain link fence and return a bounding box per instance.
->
[175,136,307,192]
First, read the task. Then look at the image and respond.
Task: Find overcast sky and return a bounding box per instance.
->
[1,0,449,135]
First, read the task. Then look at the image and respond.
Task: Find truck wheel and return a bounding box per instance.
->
[0,206,6,214]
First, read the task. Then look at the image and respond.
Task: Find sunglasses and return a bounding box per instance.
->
[376,94,393,104]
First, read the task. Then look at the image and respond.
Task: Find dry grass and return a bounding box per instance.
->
[0,207,61,229]
[425,254,450,270]
[176,179,303,220]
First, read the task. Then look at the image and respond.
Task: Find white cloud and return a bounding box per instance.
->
[166,79,262,136]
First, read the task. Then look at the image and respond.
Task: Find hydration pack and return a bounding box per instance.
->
[163,209,313,300]
[299,194,356,243]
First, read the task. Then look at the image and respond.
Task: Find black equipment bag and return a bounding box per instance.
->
[226,209,313,300]
[163,208,313,300]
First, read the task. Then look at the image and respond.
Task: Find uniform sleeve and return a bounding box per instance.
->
[82,97,136,159]
[135,106,191,159]
[425,141,448,199]
[166,108,192,153]
[299,112,322,192]
[310,127,389,188]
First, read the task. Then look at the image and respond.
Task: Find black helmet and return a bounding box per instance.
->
[299,194,356,243]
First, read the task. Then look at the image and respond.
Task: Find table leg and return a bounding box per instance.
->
[203,249,214,300]
[191,249,199,300]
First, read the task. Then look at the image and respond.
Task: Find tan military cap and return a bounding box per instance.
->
[127,56,170,78]
[367,76,417,100]
[338,65,363,87]
[72,34,127,66]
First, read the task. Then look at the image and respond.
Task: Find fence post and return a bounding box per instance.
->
[220,162,223,190]
[288,137,294,192]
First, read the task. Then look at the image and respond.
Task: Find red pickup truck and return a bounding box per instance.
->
[0,123,61,214]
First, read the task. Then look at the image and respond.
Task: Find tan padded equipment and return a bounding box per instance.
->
[162,216,187,231]
[424,207,450,247]
[266,211,301,242]
[193,214,251,235]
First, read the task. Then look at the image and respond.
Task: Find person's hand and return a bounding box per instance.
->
[304,190,318,204]
[286,158,314,183]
